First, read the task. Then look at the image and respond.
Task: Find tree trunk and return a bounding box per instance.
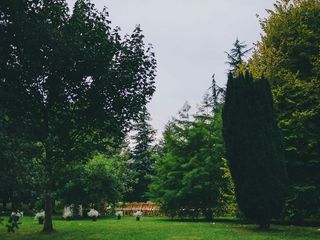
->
[12,198,20,211]
[52,199,56,214]
[42,105,54,233]
[259,222,270,231]
[204,209,213,221]
[43,195,53,232]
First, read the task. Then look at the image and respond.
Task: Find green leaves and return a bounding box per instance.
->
[150,102,234,219]
[250,0,320,221]
[0,0,156,231]
[83,153,130,204]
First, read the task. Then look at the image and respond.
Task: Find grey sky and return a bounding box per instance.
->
[66,0,275,136]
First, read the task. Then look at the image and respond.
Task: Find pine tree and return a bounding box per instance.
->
[208,74,225,113]
[222,71,287,229]
[127,106,156,201]
[225,39,252,71]
[150,87,235,219]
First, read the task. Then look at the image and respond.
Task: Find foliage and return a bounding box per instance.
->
[0,0,156,231]
[249,0,320,221]
[84,153,131,205]
[250,0,320,83]
[226,39,252,73]
[60,151,132,207]
[222,71,287,229]
[274,79,320,221]
[0,111,44,210]
[150,99,234,219]
[126,106,156,202]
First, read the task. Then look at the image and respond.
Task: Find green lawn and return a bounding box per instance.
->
[0,216,319,240]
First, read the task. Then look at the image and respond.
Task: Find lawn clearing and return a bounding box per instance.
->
[0,216,319,240]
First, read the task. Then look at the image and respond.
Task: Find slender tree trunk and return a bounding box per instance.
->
[42,104,54,233]
[52,199,56,214]
[43,195,53,232]
[3,201,7,211]
[204,209,213,221]
[12,198,19,210]
[259,222,270,231]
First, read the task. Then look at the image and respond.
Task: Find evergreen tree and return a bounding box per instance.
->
[222,71,287,229]
[208,74,225,113]
[127,106,156,202]
[225,39,252,71]
[150,96,234,219]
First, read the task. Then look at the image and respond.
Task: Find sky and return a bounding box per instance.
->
[66,0,275,137]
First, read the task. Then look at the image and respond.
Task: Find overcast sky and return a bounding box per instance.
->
[66,0,275,137]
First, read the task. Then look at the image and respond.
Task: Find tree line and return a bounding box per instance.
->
[149,0,320,229]
[0,0,319,233]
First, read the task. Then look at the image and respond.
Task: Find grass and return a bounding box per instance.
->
[0,216,319,240]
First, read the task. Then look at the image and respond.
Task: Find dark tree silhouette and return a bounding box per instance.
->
[225,39,252,71]
[0,0,156,232]
[222,71,287,229]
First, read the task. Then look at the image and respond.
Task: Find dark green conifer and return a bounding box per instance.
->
[127,106,156,202]
[222,72,287,229]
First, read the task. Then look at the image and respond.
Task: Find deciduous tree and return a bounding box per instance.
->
[0,0,156,232]
[249,0,320,221]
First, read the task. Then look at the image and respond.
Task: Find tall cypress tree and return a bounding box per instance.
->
[222,71,287,229]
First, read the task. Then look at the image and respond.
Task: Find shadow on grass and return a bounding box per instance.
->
[273,219,320,227]
[51,215,117,221]
[231,225,288,233]
[155,217,242,224]
[38,229,59,235]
